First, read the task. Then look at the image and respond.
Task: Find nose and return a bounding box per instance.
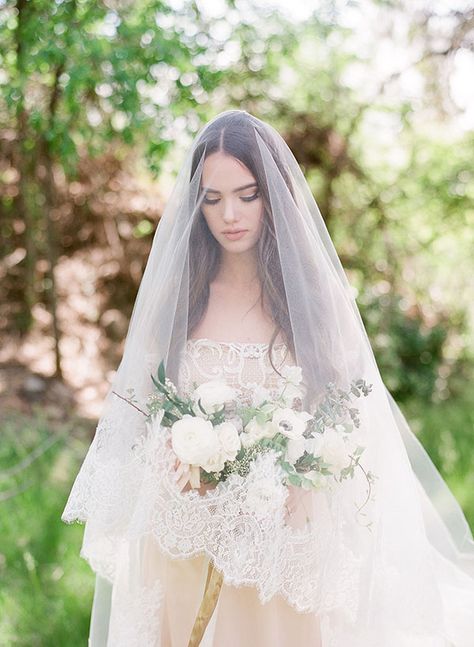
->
[222,198,238,224]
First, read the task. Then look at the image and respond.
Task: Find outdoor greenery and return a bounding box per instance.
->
[1,0,472,643]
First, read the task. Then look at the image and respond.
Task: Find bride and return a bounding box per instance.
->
[62,110,474,647]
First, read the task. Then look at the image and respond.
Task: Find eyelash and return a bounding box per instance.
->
[203,191,260,205]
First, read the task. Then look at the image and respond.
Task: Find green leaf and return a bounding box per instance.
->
[158,360,166,385]
[197,398,208,416]
[287,473,302,487]
[151,375,167,395]
[281,460,297,474]
[255,412,268,425]
[163,411,180,425]
[319,467,333,476]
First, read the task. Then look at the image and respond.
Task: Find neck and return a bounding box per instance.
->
[216,248,260,290]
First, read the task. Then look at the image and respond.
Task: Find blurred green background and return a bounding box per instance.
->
[1,0,473,644]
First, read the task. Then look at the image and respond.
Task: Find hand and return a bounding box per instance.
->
[173,458,216,496]
[174,457,192,492]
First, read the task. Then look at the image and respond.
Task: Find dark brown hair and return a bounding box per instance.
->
[187,111,295,377]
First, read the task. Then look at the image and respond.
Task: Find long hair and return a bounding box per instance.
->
[187,111,296,378]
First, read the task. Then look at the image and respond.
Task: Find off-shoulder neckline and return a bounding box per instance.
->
[186,337,287,348]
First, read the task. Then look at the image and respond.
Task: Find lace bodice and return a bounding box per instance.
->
[177,337,299,407]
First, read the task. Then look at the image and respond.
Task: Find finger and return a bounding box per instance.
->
[177,473,190,491]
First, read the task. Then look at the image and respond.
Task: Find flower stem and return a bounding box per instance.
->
[111,390,148,416]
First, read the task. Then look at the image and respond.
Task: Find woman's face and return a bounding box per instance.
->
[200,151,264,253]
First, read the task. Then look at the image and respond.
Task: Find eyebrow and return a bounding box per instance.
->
[202,182,258,194]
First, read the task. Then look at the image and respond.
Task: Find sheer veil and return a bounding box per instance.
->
[62,109,474,646]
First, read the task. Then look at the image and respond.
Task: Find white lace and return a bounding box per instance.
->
[63,339,364,628]
[128,428,362,617]
[106,578,163,647]
[177,337,299,407]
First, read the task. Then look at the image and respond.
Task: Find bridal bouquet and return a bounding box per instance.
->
[117,360,376,504]
[114,363,376,646]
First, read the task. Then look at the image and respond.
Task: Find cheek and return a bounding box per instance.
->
[201,208,217,232]
[251,200,265,229]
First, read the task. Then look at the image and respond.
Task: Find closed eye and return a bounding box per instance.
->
[241,191,260,202]
[203,191,260,205]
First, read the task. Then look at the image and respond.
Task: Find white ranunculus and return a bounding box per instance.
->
[285,436,306,464]
[241,417,277,448]
[171,415,219,466]
[192,380,237,416]
[215,421,241,461]
[272,408,308,440]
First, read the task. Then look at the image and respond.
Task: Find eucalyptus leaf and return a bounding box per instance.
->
[158,360,166,385]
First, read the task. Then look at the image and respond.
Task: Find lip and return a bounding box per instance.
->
[223,229,248,240]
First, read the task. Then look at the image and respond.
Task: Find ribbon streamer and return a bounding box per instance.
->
[188,559,224,646]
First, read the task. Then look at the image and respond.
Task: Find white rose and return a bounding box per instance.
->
[215,421,241,461]
[201,450,226,474]
[241,417,277,448]
[272,408,308,440]
[192,380,237,416]
[171,415,219,466]
[285,436,306,464]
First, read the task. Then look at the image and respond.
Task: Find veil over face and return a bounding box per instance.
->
[62,109,474,646]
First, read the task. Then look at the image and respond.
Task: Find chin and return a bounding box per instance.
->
[220,239,258,253]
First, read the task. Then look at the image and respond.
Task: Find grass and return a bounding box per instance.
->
[401,386,474,530]
[0,409,95,646]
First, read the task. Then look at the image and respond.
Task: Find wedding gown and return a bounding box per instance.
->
[102,337,324,647]
[79,334,474,647]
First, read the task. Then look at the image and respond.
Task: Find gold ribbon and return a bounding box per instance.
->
[188,559,224,646]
